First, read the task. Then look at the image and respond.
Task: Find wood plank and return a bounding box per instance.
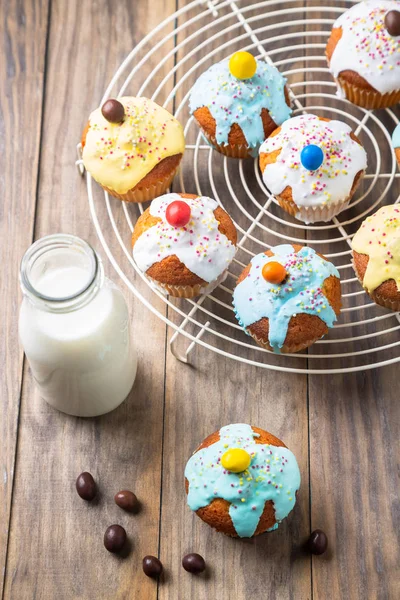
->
[3,0,175,598]
[158,2,311,598]
[305,4,400,599]
[0,0,50,594]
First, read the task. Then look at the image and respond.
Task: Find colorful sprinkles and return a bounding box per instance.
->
[329,1,400,96]
[233,244,340,353]
[185,424,301,538]
[352,204,400,292]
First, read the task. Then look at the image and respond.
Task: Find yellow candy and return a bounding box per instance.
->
[229,51,257,80]
[221,448,251,473]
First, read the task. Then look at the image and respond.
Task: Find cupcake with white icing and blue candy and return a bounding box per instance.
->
[233,244,341,354]
[189,51,292,159]
[132,193,237,298]
[259,114,367,223]
[184,423,301,538]
[326,1,400,109]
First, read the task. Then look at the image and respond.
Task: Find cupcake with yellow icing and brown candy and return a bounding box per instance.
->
[352,205,400,311]
[81,97,185,203]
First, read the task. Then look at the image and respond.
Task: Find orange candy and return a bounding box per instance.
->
[262,261,287,284]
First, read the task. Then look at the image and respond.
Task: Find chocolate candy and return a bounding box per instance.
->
[182,553,206,574]
[115,490,138,512]
[307,529,328,555]
[142,555,163,578]
[101,99,125,123]
[385,10,400,37]
[75,472,97,501]
[104,524,127,553]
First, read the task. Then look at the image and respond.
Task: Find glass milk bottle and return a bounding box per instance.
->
[19,234,137,417]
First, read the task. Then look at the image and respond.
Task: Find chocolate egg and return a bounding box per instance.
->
[101,99,125,123]
[385,10,400,37]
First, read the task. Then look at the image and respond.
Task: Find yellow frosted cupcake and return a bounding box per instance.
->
[82,97,185,203]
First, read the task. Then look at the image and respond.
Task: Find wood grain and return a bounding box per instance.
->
[0,0,50,595]
[2,0,174,598]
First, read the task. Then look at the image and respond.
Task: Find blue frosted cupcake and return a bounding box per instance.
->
[189,51,292,158]
[184,423,301,538]
[233,244,341,353]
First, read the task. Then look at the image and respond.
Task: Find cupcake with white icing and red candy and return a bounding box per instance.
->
[132,193,237,298]
[326,1,400,109]
[259,114,368,223]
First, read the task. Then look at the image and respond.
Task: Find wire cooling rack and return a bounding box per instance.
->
[78,0,400,374]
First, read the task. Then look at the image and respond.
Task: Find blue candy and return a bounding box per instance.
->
[300,144,324,171]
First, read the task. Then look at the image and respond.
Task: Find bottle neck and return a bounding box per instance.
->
[20,234,104,313]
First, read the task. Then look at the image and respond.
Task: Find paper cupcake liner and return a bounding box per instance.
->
[101,167,179,203]
[276,195,351,224]
[249,331,322,354]
[336,77,400,110]
[202,131,251,159]
[352,259,400,312]
[145,270,228,299]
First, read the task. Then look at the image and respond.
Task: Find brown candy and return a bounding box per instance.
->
[142,555,163,578]
[182,553,206,574]
[385,10,400,37]
[101,99,125,123]
[75,472,97,501]
[104,524,127,553]
[307,529,328,555]
[114,490,138,512]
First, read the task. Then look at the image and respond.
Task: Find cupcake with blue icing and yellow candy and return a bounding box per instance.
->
[184,423,301,538]
[233,244,341,353]
[189,51,292,159]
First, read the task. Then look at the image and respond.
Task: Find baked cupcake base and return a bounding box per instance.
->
[335,76,400,110]
[145,269,228,299]
[352,254,400,312]
[102,167,179,204]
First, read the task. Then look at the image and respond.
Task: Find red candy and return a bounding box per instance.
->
[166,200,191,228]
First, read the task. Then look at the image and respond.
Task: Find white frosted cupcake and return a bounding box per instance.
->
[259,114,368,224]
[132,193,237,298]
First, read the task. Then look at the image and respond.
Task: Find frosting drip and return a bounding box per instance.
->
[329,1,400,95]
[352,204,400,292]
[189,57,291,156]
[82,97,185,194]
[133,193,236,283]
[259,115,367,209]
[185,424,301,538]
[392,123,400,148]
[233,245,339,353]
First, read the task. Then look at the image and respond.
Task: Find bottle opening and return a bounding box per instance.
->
[20,234,99,304]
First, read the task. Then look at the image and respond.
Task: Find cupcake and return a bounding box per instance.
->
[132,193,237,298]
[81,97,185,203]
[352,204,400,311]
[233,244,341,353]
[259,114,367,223]
[326,1,400,109]
[184,423,301,538]
[392,123,400,167]
[189,51,292,158]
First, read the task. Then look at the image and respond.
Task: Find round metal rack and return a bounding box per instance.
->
[79,0,400,374]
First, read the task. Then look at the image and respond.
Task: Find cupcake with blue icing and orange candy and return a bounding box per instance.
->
[189,51,292,158]
[392,124,400,168]
[233,244,341,353]
[259,114,368,223]
[184,423,301,538]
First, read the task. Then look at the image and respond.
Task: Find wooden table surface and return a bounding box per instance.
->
[1,0,400,598]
